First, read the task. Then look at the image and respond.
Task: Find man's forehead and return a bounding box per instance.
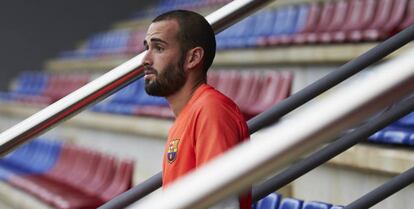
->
[145,20,179,42]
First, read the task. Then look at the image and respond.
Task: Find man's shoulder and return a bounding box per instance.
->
[192,86,243,118]
[197,86,236,107]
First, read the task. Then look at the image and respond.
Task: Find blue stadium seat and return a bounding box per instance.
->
[294,4,310,34]
[367,130,384,143]
[408,133,414,146]
[256,193,281,209]
[1,139,62,175]
[282,6,300,35]
[330,206,344,209]
[1,138,134,209]
[397,112,414,127]
[270,8,288,37]
[14,72,48,95]
[226,16,256,48]
[84,29,130,56]
[381,127,411,145]
[303,201,332,209]
[247,10,276,47]
[91,78,168,117]
[279,198,303,209]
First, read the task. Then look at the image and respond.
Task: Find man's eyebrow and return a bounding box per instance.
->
[150,38,168,45]
[143,38,168,48]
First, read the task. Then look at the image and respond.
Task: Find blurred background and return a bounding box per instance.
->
[0,0,153,90]
[0,0,414,209]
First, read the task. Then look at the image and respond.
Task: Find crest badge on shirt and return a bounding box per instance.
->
[167,139,180,164]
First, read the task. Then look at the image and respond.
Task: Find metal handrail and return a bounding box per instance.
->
[100,22,414,209]
[345,165,414,209]
[0,57,145,155]
[0,0,274,156]
[252,95,414,201]
[127,48,414,209]
[1,0,414,208]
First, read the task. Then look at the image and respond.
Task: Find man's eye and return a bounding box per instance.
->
[155,45,164,52]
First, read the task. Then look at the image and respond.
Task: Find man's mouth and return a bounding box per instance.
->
[144,68,157,79]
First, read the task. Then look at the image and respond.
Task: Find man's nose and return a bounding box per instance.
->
[142,50,152,66]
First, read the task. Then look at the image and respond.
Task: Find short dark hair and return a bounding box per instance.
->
[152,10,216,76]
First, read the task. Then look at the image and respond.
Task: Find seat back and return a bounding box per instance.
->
[296,3,321,33]
[314,1,336,32]
[303,201,332,209]
[279,198,303,209]
[256,193,280,209]
[325,0,349,32]
[398,0,414,30]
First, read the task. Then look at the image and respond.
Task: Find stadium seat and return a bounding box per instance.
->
[14,72,48,95]
[100,160,134,201]
[279,198,303,209]
[256,193,281,209]
[82,155,117,196]
[368,131,383,143]
[345,0,378,42]
[351,0,407,41]
[327,0,363,42]
[396,112,414,127]
[228,16,257,49]
[249,10,277,47]
[305,1,336,43]
[41,73,90,102]
[0,138,134,209]
[381,127,411,145]
[398,0,414,30]
[303,201,332,209]
[292,2,322,44]
[216,16,255,49]
[330,206,344,209]
[266,6,299,45]
[275,4,310,45]
[213,70,241,100]
[408,133,414,146]
[233,71,263,116]
[319,0,349,43]
[245,71,292,116]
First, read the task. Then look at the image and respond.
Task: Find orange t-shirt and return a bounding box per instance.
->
[162,84,251,209]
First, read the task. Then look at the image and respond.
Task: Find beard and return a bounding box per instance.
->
[144,56,186,97]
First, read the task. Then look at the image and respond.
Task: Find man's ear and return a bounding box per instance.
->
[185,47,204,70]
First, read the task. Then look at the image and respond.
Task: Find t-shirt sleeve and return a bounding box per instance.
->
[194,104,244,167]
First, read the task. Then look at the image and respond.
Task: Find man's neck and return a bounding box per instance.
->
[166,80,204,117]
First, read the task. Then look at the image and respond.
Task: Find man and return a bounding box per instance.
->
[143,10,251,209]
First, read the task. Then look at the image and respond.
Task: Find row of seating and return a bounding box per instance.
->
[58,0,231,59]
[368,126,414,146]
[59,29,146,59]
[3,71,165,106]
[1,70,292,119]
[91,77,171,118]
[365,110,414,146]
[217,0,414,49]
[254,193,343,209]
[0,138,133,209]
[92,70,293,119]
[58,0,414,59]
[4,69,414,147]
[12,72,90,102]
